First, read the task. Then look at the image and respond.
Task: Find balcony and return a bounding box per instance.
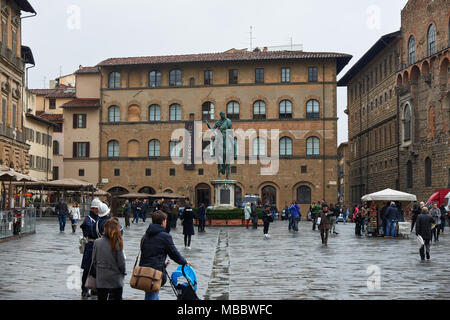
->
[0,41,24,71]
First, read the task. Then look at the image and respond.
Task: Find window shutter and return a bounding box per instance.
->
[73,114,77,128]
[73,142,77,158]
[86,143,90,158]
[82,114,87,128]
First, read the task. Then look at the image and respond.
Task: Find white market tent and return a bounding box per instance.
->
[361,188,417,202]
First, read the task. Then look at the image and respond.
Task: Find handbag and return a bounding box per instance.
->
[129,236,163,293]
[85,261,96,290]
[416,234,424,248]
[317,217,322,225]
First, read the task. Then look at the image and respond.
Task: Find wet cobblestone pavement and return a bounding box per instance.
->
[1,218,450,300]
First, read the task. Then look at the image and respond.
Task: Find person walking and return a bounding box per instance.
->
[440,204,447,233]
[132,200,138,224]
[80,198,102,298]
[181,203,195,249]
[69,202,81,234]
[91,219,126,300]
[318,203,332,246]
[430,202,441,242]
[360,203,369,233]
[140,199,148,223]
[289,201,300,232]
[416,207,434,261]
[55,197,69,233]
[162,202,172,233]
[251,202,258,229]
[331,203,340,235]
[244,202,252,229]
[311,201,321,231]
[384,202,399,237]
[354,209,363,236]
[342,205,349,224]
[262,205,273,238]
[123,200,131,228]
[197,203,206,233]
[139,210,191,300]
[171,202,179,229]
[410,201,421,232]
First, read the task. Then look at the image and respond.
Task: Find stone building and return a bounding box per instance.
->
[91,49,351,215]
[0,0,35,173]
[339,0,449,204]
[337,142,350,209]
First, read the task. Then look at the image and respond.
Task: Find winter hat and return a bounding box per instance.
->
[90,198,102,209]
[98,202,110,217]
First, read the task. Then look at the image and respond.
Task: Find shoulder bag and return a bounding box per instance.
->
[129,236,163,293]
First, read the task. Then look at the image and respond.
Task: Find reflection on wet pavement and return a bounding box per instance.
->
[0,218,449,300]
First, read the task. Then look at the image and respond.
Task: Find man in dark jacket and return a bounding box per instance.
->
[55,198,69,232]
[80,198,101,298]
[410,201,422,232]
[197,203,206,233]
[139,210,191,300]
[318,203,332,245]
[251,202,258,229]
[416,207,434,260]
[385,202,399,237]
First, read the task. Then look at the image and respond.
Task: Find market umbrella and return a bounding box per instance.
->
[118,193,151,199]
[150,192,188,199]
[94,189,111,197]
[361,188,417,202]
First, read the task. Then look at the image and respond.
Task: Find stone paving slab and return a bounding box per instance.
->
[0,218,449,300]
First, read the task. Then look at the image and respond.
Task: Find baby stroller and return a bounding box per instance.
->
[166,264,200,300]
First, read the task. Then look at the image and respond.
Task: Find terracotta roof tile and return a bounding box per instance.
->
[61,98,100,108]
[75,66,100,74]
[97,50,352,74]
[29,87,76,99]
[35,112,64,122]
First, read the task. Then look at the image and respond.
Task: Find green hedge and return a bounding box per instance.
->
[205,208,263,220]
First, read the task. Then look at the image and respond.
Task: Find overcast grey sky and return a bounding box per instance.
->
[22,0,408,145]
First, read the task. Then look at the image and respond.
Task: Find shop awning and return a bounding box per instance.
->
[361,188,417,202]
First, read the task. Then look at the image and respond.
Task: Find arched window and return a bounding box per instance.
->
[148,140,160,157]
[427,24,436,56]
[53,140,59,155]
[279,137,293,156]
[279,100,292,119]
[149,70,161,87]
[169,69,182,86]
[306,99,320,119]
[253,100,266,119]
[306,136,320,156]
[169,104,181,121]
[408,35,416,66]
[202,102,214,120]
[227,101,240,119]
[425,157,432,187]
[107,140,119,158]
[170,140,182,157]
[108,72,120,89]
[261,186,276,206]
[252,137,266,156]
[108,106,120,122]
[139,187,156,194]
[406,160,413,188]
[297,186,311,204]
[149,104,160,121]
[404,104,411,141]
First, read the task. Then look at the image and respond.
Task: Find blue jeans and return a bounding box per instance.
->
[58,215,66,231]
[292,218,299,231]
[386,219,397,237]
[288,216,293,230]
[145,291,159,300]
[133,212,139,223]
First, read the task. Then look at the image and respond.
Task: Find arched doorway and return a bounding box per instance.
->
[195,183,211,208]
[139,186,156,194]
[261,185,277,207]
[164,189,173,193]
[296,186,311,204]
[108,187,129,217]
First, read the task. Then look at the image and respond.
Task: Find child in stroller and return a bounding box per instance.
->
[166,264,200,300]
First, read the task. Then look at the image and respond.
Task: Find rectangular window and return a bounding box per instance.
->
[204,70,213,85]
[308,67,318,82]
[12,103,16,129]
[78,169,85,177]
[281,68,290,83]
[145,168,151,176]
[53,166,59,180]
[73,114,87,129]
[301,166,307,173]
[231,166,237,174]
[1,21,6,45]
[255,68,264,83]
[169,168,175,176]
[73,142,90,158]
[53,123,63,133]
[49,99,56,110]
[229,69,238,84]
[198,168,204,176]
[114,169,120,176]
[11,29,16,56]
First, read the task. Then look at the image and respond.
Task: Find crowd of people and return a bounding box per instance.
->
[51,195,449,300]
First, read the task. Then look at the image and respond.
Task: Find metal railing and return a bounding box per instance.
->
[0,208,36,240]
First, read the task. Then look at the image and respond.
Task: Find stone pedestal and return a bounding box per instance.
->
[211,180,237,210]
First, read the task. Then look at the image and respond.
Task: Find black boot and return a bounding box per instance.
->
[426,252,430,260]
[419,247,425,261]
